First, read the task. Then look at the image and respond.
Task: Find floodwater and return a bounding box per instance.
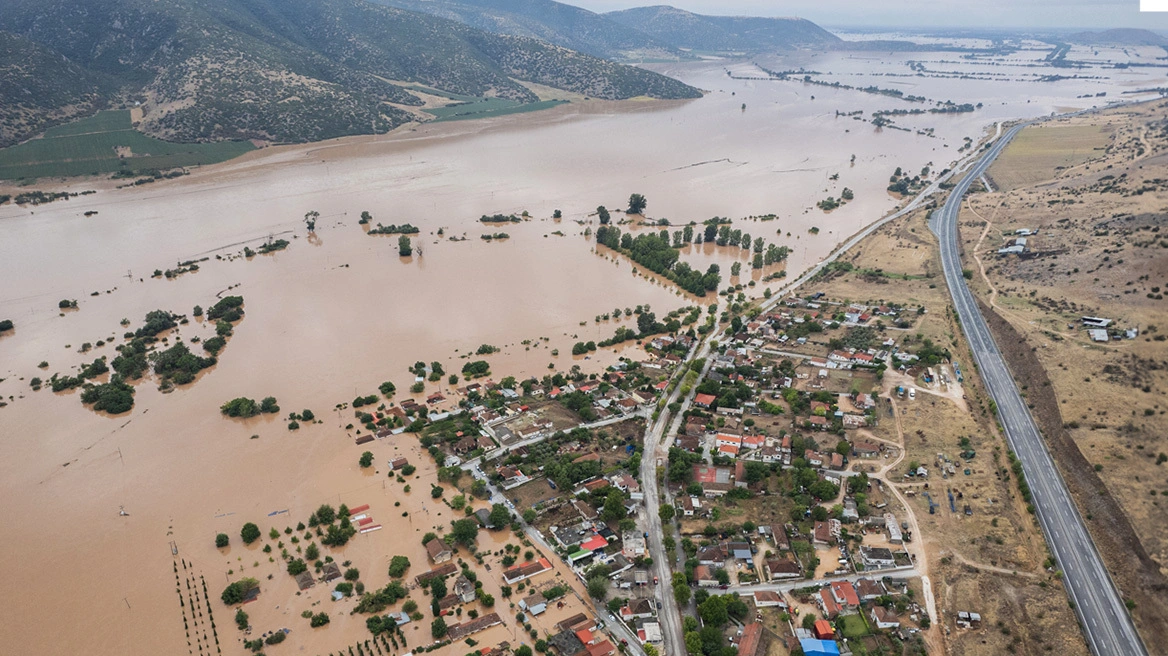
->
[0,53,1165,655]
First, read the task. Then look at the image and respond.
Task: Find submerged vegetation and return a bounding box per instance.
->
[368,223,420,235]
[595,226,720,296]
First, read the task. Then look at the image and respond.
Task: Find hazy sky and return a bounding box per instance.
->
[563,0,1168,30]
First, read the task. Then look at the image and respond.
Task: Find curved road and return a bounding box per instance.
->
[930,124,1147,656]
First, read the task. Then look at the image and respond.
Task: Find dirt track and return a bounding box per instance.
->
[977,298,1168,647]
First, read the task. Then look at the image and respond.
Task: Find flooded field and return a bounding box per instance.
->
[0,52,1165,655]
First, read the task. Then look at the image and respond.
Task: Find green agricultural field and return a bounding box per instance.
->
[0,111,255,181]
[424,98,568,122]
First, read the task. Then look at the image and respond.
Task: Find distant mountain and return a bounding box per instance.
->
[0,0,700,147]
[374,0,680,60]
[605,5,841,53]
[1067,28,1167,47]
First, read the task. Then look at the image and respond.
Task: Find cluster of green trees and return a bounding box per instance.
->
[0,319,12,332]
[462,360,490,378]
[369,222,420,235]
[571,341,597,355]
[595,226,720,296]
[220,577,259,605]
[49,356,109,392]
[387,555,411,578]
[683,594,750,656]
[480,214,521,223]
[80,376,135,414]
[256,238,289,255]
[152,342,216,386]
[207,296,244,322]
[887,166,926,195]
[398,235,412,256]
[221,396,279,418]
[354,580,409,613]
[135,309,177,337]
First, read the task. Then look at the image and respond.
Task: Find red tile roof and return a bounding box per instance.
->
[581,535,608,552]
[831,580,860,607]
[737,623,763,656]
[694,393,716,407]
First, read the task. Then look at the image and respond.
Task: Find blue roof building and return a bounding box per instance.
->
[799,638,841,656]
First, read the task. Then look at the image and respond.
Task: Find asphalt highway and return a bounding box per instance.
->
[930,125,1147,656]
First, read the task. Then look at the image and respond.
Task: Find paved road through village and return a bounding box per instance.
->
[930,124,1148,656]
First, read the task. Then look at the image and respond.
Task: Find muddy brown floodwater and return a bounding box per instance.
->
[0,56,1164,655]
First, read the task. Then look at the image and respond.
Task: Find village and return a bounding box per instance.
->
[205,289,953,656]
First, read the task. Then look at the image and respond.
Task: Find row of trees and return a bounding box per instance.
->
[595,226,721,296]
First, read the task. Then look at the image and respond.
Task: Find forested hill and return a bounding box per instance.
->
[0,0,701,147]
[374,0,681,60]
[604,5,841,53]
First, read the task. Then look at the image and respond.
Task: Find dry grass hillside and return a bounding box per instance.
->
[960,98,1168,646]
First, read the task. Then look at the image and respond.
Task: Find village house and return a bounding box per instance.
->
[853,441,881,457]
[854,578,886,602]
[830,580,860,613]
[389,457,409,471]
[620,598,655,621]
[830,452,844,470]
[727,542,753,561]
[870,606,901,629]
[678,496,701,517]
[735,623,764,656]
[519,593,548,616]
[861,546,896,569]
[751,590,787,609]
[812,520,841,546]
[765,557,802,580]
[694,565,720,587]
[718,444,740,458]
[693,393,717,408]
[498,465,527,488]
[696,543,727,566]
[502,558,553,585]
[771,525,791,551]
[635,618,663,644]
[447,613,504,641]
[415,563,458,586]
[716,433,744,448]
[805,450,824,468]
[452,573,476,602]
[621,531,646,558]
[819,588,841,619]
[611,473,640,494]
[885,512,903,543]
[813,619,835,641]
[573,499,599,521]
[426,538,453,564]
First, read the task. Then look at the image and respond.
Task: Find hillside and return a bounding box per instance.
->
[605,5,840,53]
[374,0,679,60]
[0,0,700,147]
[1067,28,1167,46]
[0,32,108,148]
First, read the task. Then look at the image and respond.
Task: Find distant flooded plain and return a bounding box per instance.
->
[0,54,1164,655]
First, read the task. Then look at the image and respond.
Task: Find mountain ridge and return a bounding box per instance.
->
[605,5,841,53]
[0,0,701,147]
[373,0,681,60]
